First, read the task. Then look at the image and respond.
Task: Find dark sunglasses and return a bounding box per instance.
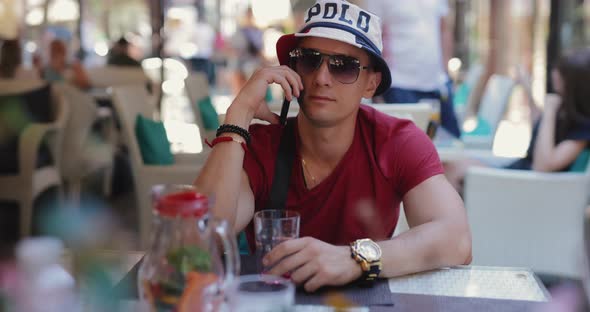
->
[289,48,370,84]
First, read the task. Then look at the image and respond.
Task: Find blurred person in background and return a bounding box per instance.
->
[0,39,39,79]
[32,53,43,77]
[107,36,142,67]
[445,48,590,192]
[228,7,266,96]
[189,10,217,85]
[366,0,461,138]
[42,39,90,89]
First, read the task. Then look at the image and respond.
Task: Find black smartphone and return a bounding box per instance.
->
[279,97,290,126]
[279,89,305,126]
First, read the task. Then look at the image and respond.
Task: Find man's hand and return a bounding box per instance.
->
[227,65,303,127]
[263,237,362,292]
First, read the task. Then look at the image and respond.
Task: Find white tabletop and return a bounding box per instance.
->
[389,265,549,302]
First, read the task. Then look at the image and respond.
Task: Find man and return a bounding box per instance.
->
[43,39,90,89]
[194,0,471,292]
[366,0,462,138]
[107,36,142,67]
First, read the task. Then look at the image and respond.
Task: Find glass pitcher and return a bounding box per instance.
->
[138,184,239,312]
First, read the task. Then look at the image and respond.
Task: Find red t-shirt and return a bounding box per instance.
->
[243,104,443,249]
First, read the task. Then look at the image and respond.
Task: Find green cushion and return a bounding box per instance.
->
[463,116,492,137]
[0,96,29,139]
[196,96,220,131]
[0,84,53,174]
[569,148,590,172]
[135,115,174,165]
[453,83,470,110]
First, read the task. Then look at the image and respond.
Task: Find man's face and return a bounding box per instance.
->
[294,37,381,127]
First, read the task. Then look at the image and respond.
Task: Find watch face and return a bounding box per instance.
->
[358,240,382,262]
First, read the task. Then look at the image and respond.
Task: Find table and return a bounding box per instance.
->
[101,253,550,311]
[389,265,549,301]
[433,130,519,165]
[239,255,548,311]
[436,146,521,167]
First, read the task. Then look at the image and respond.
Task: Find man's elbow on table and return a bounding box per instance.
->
[418,216,472,270]
[451,221,472,266]
[435,215,472,267]
[458,230,473,265]
[444,183,472,266]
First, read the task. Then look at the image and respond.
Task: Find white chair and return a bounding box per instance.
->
[391,203,410,238]
[462,74,516,149]
[111,85,209,248]
[53,83,115,204]
[86,66,150,89]
[368,103,432,132]
[184,72,217,141]
[464,161,590,279]
[0,79,67,236]
[185,73,209,109]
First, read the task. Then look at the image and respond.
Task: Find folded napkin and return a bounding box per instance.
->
[295,280,393,307]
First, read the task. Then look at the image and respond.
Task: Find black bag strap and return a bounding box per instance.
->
[266,118,296,210]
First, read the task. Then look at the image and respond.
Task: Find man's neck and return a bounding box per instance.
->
[297,112,358,168]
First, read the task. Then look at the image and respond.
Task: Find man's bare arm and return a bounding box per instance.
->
[379,174,472,277]
[265,174,471,290]
[194,141,255,232]
[194,66,303,230]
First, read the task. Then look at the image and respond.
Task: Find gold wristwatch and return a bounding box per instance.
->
[350,238,382,284]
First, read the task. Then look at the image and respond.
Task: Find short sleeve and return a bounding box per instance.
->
[367,105,444,197]
[398,131,444,196]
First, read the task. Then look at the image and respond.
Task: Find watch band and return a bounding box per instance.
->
[351,252,382,284]
[362,260,382,282]
[350,239,382,286]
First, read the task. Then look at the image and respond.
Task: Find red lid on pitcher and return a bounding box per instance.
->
[155,190,208,218]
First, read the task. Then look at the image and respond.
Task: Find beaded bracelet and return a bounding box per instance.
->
[216,124,251,144]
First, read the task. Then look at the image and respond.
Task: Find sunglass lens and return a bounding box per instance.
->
[296,51,322,75]
[328,56,360,84]
[291,49,362,84]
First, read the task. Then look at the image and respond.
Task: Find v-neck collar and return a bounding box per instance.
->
[293,118,360,194]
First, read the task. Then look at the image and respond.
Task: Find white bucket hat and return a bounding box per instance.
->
[276,0,391,95]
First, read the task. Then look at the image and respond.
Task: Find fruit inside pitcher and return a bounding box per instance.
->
[142,245,219,312]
